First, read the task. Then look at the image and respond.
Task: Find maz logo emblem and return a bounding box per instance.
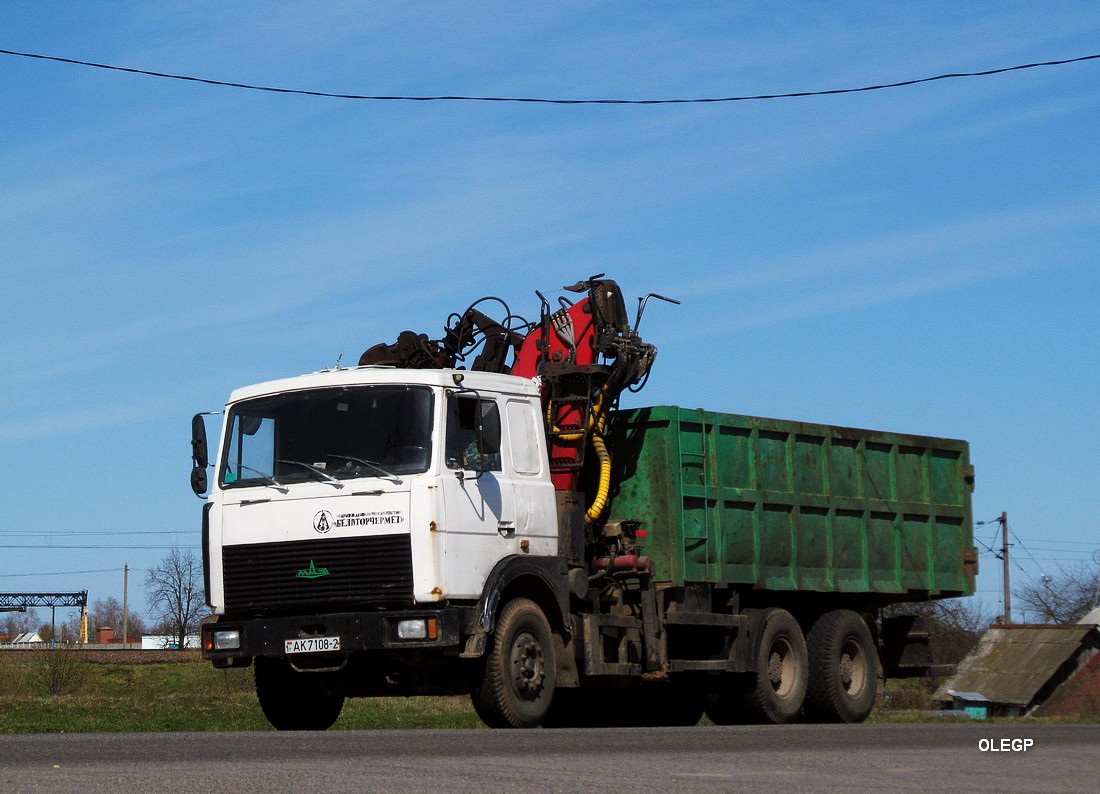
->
[296,561,330,579]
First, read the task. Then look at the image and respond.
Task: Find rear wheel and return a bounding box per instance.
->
[805,609,878,723]
[743,608,808,724]
[472,598,557,728]
[254,656,345,731]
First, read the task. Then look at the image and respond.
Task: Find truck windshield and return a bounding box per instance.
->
[219,386,434,488]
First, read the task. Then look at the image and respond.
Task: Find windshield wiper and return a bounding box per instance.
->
[329,455,403,484]
[275,459,344,487]
[233,463,286,489]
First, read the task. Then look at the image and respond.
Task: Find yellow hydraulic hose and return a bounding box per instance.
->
[547,385,609,440]
[585,432,611,525]
[544,382,613,523]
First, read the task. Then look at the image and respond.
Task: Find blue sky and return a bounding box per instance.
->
[2,3,1098,625]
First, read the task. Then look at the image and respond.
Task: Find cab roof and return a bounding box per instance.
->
[226,366,539,405]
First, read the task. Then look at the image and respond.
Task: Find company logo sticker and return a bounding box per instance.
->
[313,510,334,534]
[332,510,403,528]
[296,561,330,579]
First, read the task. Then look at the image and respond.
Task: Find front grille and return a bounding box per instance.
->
[223,533,413,612]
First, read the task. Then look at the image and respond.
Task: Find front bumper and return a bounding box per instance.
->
[202,607,469,666]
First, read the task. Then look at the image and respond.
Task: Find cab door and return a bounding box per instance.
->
[438,392,516,598]
[503,397,557,556]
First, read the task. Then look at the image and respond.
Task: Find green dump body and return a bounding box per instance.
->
[607,406,976,601]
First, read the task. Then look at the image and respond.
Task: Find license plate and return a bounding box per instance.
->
[284,636,341,654]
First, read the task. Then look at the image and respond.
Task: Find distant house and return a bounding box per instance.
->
[141,634,200,650]
[936,612,1100,717]
[1079,606,1100,627]
[95,627,141,646]
[10,631,43,645]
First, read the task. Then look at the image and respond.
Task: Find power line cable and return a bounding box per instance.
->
[1,48,1097,105]
[0,568,120,578]
[1034,539,1099,546]
[974,536,999,556]
[1020,546,1096,555]
[1023,555,1096,563]
[0,530,191,537]
[1008,524,1048,578]
[0,544,198,550]
[1003,520,1097,547]
[989,524,1005,555]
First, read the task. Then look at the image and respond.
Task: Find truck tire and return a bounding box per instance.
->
[742,608,808,724]
[472,597,557,728]
[254,656,345,731]
[805,609,878,723]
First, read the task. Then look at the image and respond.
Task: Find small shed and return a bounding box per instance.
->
[943,690,991,720]
[935,623,1100,716]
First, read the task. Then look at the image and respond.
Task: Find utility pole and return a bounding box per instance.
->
[122,560,128,646]
[1001,512,1012,624]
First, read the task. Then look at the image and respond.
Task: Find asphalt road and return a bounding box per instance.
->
[1,723,1097,793]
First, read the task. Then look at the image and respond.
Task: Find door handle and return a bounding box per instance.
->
[497,521,515,537]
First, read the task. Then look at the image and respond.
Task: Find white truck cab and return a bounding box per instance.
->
[204,367,557,615]
[196,367,570,730]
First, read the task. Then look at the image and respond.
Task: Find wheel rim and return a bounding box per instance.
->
[510,630,545,700]
[767,636,798,699]
[839,637,868,697]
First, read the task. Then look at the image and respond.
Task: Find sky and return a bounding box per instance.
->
[2,2,1098,627]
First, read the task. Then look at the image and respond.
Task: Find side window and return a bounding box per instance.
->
[223,415,275,485]
[506,400,541,475]
[446,395,501,471]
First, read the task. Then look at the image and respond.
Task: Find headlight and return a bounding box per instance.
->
[395,618,439,640]
[396,619,427,640]
[213,629,241,650]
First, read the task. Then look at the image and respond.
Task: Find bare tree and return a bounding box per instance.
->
[88,596,145,640]
[1016,563,1100,624]
[145,547,206,649]
[2,609,39,641]
[883,596,992,665]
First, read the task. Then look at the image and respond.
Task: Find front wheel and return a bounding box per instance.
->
[254,656,345,731]
[472,598,557,728]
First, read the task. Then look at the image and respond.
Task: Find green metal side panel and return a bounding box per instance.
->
[606,406,975,600]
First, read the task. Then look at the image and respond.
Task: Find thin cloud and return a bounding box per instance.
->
[0,398,180,445]
[677,196,1100,299]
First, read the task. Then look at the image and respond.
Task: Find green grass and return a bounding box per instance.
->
[1,651,1094,732]
[0,651,482,733]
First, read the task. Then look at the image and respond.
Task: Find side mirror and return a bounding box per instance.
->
[191,413,215,497]
[190,466,208,496]
[191,414,209,468]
